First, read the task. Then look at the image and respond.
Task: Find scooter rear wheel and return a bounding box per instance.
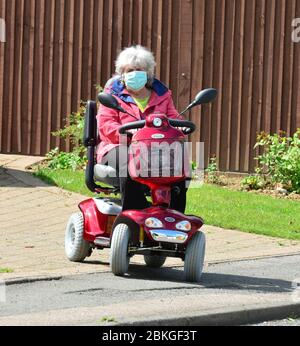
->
[184,230,206,282]
[144,255,166,268]
[110,223,131,276]
[65,212,91,262]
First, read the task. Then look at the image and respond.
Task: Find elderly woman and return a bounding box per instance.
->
[97,45,187,212]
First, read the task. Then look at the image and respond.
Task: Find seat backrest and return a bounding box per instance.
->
[83,101,97,148]
[83,100,119,193]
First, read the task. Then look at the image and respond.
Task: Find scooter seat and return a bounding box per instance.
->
[94,164,120,187]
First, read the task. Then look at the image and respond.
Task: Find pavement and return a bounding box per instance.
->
[1,254,300,326]
[1,153,300,284]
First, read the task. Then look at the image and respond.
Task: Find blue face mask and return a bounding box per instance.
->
[124,71,148,91]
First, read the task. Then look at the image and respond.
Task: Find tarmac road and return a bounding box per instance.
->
[1,254,300,326]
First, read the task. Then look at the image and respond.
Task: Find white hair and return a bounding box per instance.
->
[115,45,156,83]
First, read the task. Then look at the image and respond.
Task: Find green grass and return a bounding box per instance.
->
[0,268,14,273]
[34,168,300,240]
[99,316,117,323]
[187,185,300,240]
[34,168,95,197]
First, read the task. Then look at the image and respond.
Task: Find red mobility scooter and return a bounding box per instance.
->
[65,88,217,282]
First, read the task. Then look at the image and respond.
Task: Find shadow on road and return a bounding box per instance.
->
[124,264,293,293]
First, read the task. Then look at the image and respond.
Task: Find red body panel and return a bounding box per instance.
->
[119,207,204,245]
[79,198,203,246]
[78,199,111,242]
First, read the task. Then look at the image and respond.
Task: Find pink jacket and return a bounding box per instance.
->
[96,78,183,163]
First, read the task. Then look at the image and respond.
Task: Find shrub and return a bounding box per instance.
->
[46,147,87,171]
[43,103,87,171]
[190,161,199,180]
[254,129,300,193]
[52,103,86,149]
[241,175,265,191]
[45,85,104,171]
[205,156,221,184]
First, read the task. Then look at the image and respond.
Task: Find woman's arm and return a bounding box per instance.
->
[97,105,123,144]
[166,91,184,120]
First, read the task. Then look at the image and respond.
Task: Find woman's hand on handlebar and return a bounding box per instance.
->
[176,127,192,135]
[128,129,139,135]
[169,119,196,135]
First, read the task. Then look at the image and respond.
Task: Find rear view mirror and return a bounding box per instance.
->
[180,88,218,116]
[193,88,218,106]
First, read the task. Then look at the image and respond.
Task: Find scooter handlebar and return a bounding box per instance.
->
[169,119,196,135]
[118,120,146,136]
[118,118,196,136]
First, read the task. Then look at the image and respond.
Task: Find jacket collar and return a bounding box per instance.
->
[110,78,169,105]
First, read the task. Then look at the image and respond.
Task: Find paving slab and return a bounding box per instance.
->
[1,154,300,282]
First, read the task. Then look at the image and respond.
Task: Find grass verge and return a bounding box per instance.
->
[34,168,95,197]
[34,168,300,240]
[0,268,14,273]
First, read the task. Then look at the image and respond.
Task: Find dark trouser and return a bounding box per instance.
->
[101,146,188,213]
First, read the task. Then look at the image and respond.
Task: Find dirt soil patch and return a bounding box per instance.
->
[206,173,300,201]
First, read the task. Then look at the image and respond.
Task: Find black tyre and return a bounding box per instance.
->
[184,231,206,282]
[144,255,166,268]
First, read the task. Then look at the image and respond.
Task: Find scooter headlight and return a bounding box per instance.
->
[145,217,163,228]
[176,221,192,231]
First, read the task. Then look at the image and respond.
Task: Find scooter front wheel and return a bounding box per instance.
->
[110,223,131,276]
[184,230,206,282]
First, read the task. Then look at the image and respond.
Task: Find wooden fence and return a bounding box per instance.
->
[0,0,300,172]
